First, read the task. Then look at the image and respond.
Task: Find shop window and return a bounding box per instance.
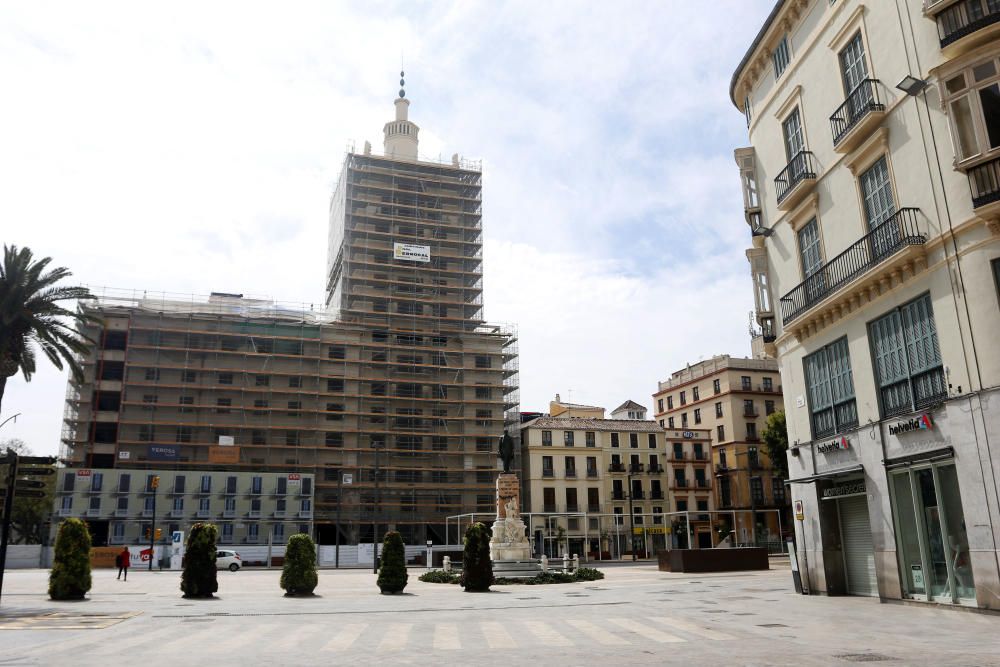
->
[869,293,946,418]
[804,337,858,439]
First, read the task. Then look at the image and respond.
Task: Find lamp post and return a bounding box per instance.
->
[626,470,637,562]
[148,475,159,571]
[372,443,380,575]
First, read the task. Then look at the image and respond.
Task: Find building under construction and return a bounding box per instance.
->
[59,78,519,547]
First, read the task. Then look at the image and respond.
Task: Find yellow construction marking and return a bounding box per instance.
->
[650,616,736,641]
[566,619,630,646]
[321,623,367,651]
[607,618,685,643]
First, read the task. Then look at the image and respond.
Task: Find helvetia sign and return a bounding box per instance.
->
[889,414,934,436]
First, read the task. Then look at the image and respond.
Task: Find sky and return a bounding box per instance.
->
[0,0,774,456]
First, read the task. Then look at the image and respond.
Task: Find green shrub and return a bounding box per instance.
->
[460,522,493,592]
[376,531,408,594]
[575,567,605,581]
[419,570,460,584]
[48,518,92,600]
[280,533,318,596]
[180,523,218,598]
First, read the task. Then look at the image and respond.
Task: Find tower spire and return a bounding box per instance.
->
[383,68,419,159]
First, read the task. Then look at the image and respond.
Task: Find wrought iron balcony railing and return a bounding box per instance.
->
[775,151,817,205]
[830,79,884,147]
[968,156,1000,209]
[779,208,925,324]
[936,1,1000,47]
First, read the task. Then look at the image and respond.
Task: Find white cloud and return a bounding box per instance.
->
[0,0,773,453]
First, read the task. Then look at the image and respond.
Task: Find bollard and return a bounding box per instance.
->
[540,555,548,572]
[572,554,579,574]
[563,553,570,574]
[443,556,451,573]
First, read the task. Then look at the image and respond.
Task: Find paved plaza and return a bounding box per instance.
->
[0,562,997,665]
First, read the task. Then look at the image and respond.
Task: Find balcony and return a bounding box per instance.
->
[273,510,286,519]
[779,208,926,328]
[693,452,709,462]
[611,492,626,501]
[587,504,600,513]
[566,504,580,513]
[168,509,185,518]
[222,509,236,518]
[695,479,711,489]
[746,434,760,443]
[830,80,886,153]
[196,509,211,519]
[743,409,759,418]
[631,490,645,500]
[84,508,102,517]
[670,452,688,462]
[647,465,664,474]
[932,0,1000,56]
[629,463,645,474]
[114,508,129,517]
[542,469,554,478]
[968,156,1000,218]
[565,470,577,479]
[715,464,729,475]
[299,510,313,519]
[650,490,665,500]
[672,480,689,490]
[247,510,261,519]
[586,469,599,478]
[608,463,626,473]
[543,504,557,513]
[774,151,817,210]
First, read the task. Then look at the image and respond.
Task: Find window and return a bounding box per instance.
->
[763,377,773,391]
[713,379,721,394]
[629,433,638,448]
[563,431,574,446]
[218,372,233,385]
[648,433,657,449]
[118,473,130,493]
[326,403,344,421]
[475,385,490,399]
[765,400,776,416]
[610,433,620,448]
[179,395,194,412]
[657,398,663,412]
[588,487,600,512]
[743,399,755,416]
[715,402,723,418]
[200,475,212,493]
[772,478,787,504]
[586,431,596,447]
[328,345,346,360]
[144,368,160,381]
[798,218,826,300]
[328,378,344,392]
[772,35,790,78]
[543,487,556,512]
[681,413,688,427]
[323,431,341,446]
[141,394,157,409]
[804,337,858,438]
[255,375,270,387]
[693,408,701,424]
[476,409,492,427]
[750,477,765,504]
[287,400,302,416]
[839,32,869,98]
[181,369,197,383]
[679,391,687,406]
[216,398,231,414]
[692,387,700,401]
[667,417,674,429]
[672,442,684,459]
[285,431,300,446]
[586,456,598,477]
[741,376,752,391]
[252,430,266,445]
[475,355,491,369]
[91,472,103,492]
[176,426,192,443]
[253,399,268,410]
[667,396,674,409]
[138,424,155,442]
[564,457,576,478]
[782,107,805,164]
[943,55,1000,162]
[289,376,302,388]
[251,476,263,494]
[541,430,552,446]
[744,94,753,127]
[860,156,898,255]
[717,425,726,441]
[869,293,946,417]
[542,456,553,477]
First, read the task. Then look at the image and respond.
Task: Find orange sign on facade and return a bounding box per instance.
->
[208,446,240,464]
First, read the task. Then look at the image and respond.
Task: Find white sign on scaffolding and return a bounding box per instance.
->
[393,243,431,263]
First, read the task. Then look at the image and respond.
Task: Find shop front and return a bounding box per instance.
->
[882,408,979,607]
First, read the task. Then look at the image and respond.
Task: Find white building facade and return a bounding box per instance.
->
[732,0,1000,609]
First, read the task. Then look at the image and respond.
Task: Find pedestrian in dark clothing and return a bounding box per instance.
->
[117,547,130,581]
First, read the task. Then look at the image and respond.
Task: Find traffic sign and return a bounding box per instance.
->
[11,490,45,498]
[19,467,55,476]
[19,456,57,465]
[15,480,46,490]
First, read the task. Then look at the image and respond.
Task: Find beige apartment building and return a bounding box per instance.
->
[732,0,1000,609]
[653,355,788,547]
[519,416,714,558]
[59,82,518,548]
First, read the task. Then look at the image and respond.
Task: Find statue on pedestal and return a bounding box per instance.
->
[498,432,514,473]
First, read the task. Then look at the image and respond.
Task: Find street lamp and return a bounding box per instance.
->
[626,468,637,561]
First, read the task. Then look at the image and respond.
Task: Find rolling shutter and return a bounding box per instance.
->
[839,496,877,596]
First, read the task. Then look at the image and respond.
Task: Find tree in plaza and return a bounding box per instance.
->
[761,410,789,479]
[180,523,219,598]
[376,531,408,594]
[48,517,92,600]
[460,522,493,592]
[280,533,319,596]
[0,244,98,413]
[1,438,56,544]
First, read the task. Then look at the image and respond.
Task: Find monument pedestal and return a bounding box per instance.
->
[490,472,541,577]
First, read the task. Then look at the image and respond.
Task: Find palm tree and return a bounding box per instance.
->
[0,245,98,413]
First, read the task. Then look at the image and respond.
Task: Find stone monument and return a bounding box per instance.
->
[489,472,531,561]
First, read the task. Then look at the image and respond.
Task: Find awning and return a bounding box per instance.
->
[784,464,864,485]
[884,446,954,470]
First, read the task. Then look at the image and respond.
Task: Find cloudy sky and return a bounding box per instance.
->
[1,1,773,456]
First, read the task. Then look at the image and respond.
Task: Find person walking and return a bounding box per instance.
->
[117,546,130,581]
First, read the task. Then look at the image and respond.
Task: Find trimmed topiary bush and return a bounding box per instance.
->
[180,523,218,598]
[48,518,92,600]
[460,522,493,592]
[377,531,408,594]
[575,567,605,581]
[419,570,460,584]
[281,533,318,596]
